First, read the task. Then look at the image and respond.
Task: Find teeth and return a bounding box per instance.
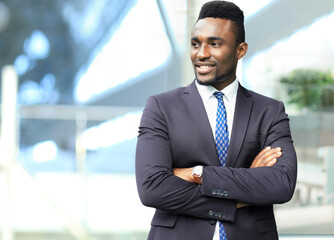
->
[199,65,211,69]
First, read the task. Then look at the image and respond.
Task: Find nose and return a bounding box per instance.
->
[197,44,210,60]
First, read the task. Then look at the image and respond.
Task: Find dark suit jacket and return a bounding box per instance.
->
[136,81,297,240]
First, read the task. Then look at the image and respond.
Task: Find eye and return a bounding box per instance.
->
[191,42,200,48]
[211,42,221,47]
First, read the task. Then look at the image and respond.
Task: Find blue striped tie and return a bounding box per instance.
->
[213,91,229,240]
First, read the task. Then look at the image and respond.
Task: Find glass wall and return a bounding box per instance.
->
[0,0,333,239]
[0,0,167,239]
[243,3,334,236]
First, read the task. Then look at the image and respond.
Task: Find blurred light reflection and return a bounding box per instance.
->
[14,54,30,75]
[32,140,58,162]
[82,112,142,150]
[75,0,171,102]
[24,30,50,59]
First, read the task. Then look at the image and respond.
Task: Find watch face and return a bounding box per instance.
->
[193,166,202,176]
[194,168,201,175]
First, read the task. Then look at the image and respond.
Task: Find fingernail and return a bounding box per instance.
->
[276,147,281,151]
[266,146,271,150]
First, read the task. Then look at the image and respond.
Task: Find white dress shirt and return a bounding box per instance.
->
[196,79,238,139]
[195,79,239,240]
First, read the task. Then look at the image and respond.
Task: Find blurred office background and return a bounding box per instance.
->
[0,0,333,239]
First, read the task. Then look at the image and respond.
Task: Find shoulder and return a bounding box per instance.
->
[238,85,286,117]
[250,90,280,105]
[240,85,282,106]
[144,82,198,117]
[148,81,196,104]
[144,86,188,112]
[153,86,186,101]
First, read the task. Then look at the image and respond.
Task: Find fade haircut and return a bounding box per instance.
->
[197,0,245,44]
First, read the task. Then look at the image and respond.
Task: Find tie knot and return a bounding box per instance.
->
[213,91,224,100]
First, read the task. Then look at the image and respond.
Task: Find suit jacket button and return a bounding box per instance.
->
[209,220,216,225]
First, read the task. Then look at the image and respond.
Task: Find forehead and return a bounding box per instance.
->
[191,17,234,39]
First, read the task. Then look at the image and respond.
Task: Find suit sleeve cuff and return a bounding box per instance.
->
[201,167,237,222]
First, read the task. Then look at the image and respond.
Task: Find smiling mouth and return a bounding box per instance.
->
[196,64,215,74]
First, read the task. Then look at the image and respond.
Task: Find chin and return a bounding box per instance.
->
[196,70,235,87]
[195,74,215,85]
[196,76,222,86]
[196,78,210,86]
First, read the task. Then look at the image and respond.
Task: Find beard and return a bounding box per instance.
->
[196,67,235,87]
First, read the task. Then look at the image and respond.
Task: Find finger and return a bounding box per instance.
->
[265,149,282,161]
[259,148,282,161]
[251,148,282,168]
[265,158,277,167]
[237,202,249,208]
[251,147,271,168]
[259,150,282,167]
[255,146,272,159]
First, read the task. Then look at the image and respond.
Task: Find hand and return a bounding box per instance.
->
[238,146,282,208]
[237,202,249,208]
[173,168,194,182]
[250,146,282,168]
[173,147,282,208]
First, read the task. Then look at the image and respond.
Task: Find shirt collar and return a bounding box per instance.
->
[195,78,239,104]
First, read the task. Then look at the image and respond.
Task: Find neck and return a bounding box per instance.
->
[212,74,236,90]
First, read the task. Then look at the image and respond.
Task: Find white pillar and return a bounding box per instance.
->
[75,111,88,227]
[324,146,334,204]
[0,65,18,240]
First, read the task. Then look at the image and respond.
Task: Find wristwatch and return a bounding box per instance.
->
[192,166,203,185]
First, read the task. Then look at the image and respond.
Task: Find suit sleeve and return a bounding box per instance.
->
[136,95,237,222]
[201,101,297,205]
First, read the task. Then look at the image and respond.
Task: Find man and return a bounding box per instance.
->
[135,1,297,239]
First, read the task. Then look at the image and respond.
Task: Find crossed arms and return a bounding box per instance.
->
[173,146,282,208]
[174,146,282,185]
[136,95,297,222]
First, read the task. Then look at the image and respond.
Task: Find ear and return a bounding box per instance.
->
[236,42,248,59]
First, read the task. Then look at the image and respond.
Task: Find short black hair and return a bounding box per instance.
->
[197,1,245,44]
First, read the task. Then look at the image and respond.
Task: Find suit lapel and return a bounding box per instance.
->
[226,84,253,167]
[182,81,220,166]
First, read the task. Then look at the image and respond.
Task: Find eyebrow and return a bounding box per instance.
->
[208,36,224,41]
[191,37,200,42]
[191,36,224,42]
